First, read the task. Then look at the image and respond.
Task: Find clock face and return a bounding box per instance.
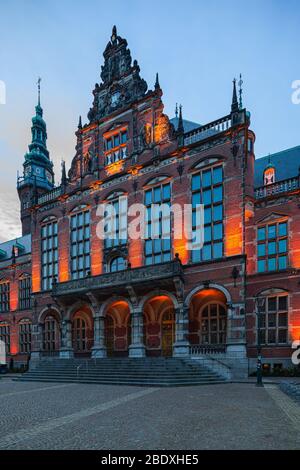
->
[35,167,41,175]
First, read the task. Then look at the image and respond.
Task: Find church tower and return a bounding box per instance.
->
[17,79,55,235]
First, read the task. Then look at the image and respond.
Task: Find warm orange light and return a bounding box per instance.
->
[225,221,242,256]
[105,160,124,176]
[173,237,189,265]
[128,239,143,268]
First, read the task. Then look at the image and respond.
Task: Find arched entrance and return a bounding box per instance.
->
[143,295,175,357]
[189,288,227,349]
[72,309,93,357]
[104,301,131,357]
[43,312,60,354]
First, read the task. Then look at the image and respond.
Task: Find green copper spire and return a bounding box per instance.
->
[18,79,54,191]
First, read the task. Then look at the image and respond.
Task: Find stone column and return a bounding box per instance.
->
[129,309,145,357]
[59,320,74,359]
[91,315,107,358]
[29,322,43,369]
[226,303,247,359]
[173,304,190,357]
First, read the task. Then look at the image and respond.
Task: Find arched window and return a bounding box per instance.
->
[199,302,226,345]
[109,257,126,273]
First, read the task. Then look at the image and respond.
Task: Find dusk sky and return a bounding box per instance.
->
[0,0,299,242]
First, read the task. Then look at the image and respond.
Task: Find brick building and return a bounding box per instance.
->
[0,27,299,377]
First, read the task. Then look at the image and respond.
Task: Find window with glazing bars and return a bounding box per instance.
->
[0,282,10,312]
[257,221,288,273]
[191,165,224,262]
[41,221,58,290]
[70,211,91,279]
[259,295,288,345]
[0,324,10,353]
[19,321,32,353]
[104,197,127,249]
[19,277,31,310]
[144,183,171,265]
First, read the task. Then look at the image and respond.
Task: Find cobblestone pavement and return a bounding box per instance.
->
[0,379,299,450]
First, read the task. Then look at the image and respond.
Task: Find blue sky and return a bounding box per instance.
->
[0,0,299,241]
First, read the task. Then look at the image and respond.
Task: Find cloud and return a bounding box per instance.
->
[0,190,21,243]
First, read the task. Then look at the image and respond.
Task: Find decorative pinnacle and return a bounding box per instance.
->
[177,104,184,134]
[78,115,82,129]
[175,103,178,119]
[231,78,239,113]
[155,72,160,90]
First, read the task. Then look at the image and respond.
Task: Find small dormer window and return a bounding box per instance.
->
[264,167,275,186]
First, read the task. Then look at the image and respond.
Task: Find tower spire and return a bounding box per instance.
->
[238,73,243,109]
[231,78,239,113]
[37,77,41,106]
[177,104,184,135]
[175,103,178,119]
[155,72,160,90]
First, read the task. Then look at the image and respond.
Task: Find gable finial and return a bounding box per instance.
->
[175,103,178,119]
[61,159,67,187]
[238,73,243,109]
[231,78,239,113]
[111,25,117,44]
[37,77,42,106]
[78,115,82,129]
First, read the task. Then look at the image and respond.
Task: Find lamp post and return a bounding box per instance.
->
[255,296,266,387]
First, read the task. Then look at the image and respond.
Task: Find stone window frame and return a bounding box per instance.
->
[258,294,289,346]
[19,319,32,354]
[41,218,58,291]
[0,280,10,313]
[103,126,128,167]
[191,163,224,263]
[198,301,227,346]
[257,219,288,273]
[18,275,32,310]
[70,208,91,280]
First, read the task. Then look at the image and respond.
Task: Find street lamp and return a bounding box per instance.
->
[255,296,266,387]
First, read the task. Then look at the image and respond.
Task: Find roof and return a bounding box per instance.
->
[254,145,300,188]
[170,117,201,133]
[0,234,31,262]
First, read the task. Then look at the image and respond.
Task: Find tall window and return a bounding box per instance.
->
[70,210,90,279]
[0,281,10,312]
[19,320,32,353]
[191,165,224,263]
[19,276,31,310]
[104,129,128,166]
[0,324,10,353]
[104,196,127,249]
[257,221,288,273]
[41,220,58,290]
[199,303,227,345]
[144,182,171,265]
[259,295,288,345]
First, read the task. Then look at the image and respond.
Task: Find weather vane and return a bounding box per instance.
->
[37,77,42,105]
[238,73,243,109]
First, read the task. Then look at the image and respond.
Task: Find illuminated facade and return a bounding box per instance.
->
[1,27,300,376]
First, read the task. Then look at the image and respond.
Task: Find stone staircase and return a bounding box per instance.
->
[15,357,229,387]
